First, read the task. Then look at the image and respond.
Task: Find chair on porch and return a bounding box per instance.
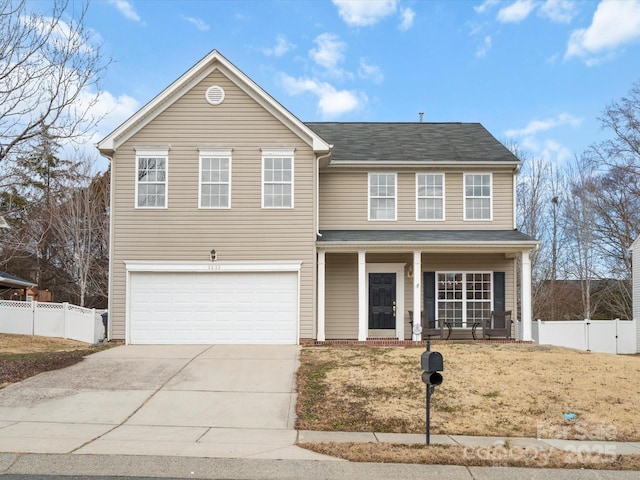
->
[408,311,452,340]
[480,310,513,340]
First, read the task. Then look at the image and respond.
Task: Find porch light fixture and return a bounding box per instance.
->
[406,264,413,278]
[210,249,217,262]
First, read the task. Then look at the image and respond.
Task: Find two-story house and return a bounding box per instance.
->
[98,50,537,345]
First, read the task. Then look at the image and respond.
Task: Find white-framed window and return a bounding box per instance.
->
[416,173,444,221]
[135,148,168,208]
[262,149,294,208]
[464,173,492,220]
[199,148,231,208]
[369,172,396,221]
[437,272,492,328]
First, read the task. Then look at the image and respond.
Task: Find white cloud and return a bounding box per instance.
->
[310,33,347,76]
[358,59,384,83]
[399,7,415,31]
[26,16,95,54]
[565,0,640,64]
[541,139,572,164]
[332,0,397,27]
[92,91,141,131]
[261,34,295,57]
[497,0,536,23]
[61,88,140,167]
[505,112,582,137]
[279,73,364,118]
[476,35,492,57]
[107,0,143,23]
[539,0,577,23]
[505,113,581,164]
[475,0,500,14]
[182,15,209,31]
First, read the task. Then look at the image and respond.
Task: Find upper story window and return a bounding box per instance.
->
[135,148,168,208]
[416,173,444,221]
[369,173,396,221]
[464,173,492,220]
[199,148,231,208]
[262,149,294,208]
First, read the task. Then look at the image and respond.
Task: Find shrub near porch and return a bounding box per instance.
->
[296,343,640,441]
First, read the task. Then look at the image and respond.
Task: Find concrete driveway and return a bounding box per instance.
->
[0,345,334,460]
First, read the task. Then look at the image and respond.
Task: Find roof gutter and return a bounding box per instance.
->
[327,160,522,168]
[0,275,36,288]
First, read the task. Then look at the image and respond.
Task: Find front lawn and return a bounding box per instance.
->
[296,343,640,441]
[0,333,103,388]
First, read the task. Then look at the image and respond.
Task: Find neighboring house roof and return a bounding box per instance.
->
[306,122,520,166]
[318,230,538,250]
[98,50,331,155]
[0,271,36,288]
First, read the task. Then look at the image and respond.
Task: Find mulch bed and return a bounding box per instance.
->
[0,350,96,388]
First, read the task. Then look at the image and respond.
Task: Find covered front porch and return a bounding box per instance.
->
[316,230,538,343]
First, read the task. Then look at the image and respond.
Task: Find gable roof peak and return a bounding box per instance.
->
[97,49,330,155]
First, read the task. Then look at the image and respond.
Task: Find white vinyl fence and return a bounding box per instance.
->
[0,300,105,344]
[532,319,637,355]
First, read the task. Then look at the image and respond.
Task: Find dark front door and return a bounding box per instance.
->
[369,273,396,329]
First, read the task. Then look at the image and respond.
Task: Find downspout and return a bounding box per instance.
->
[99,150,114,342]
[315,147,333,238]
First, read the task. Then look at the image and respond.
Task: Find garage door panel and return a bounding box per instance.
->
[129,271,298,344]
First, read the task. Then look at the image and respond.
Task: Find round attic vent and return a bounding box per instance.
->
[205,85,225,105]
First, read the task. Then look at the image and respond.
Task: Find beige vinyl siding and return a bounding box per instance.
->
[325,253,359,339]
[323,252,515,340]
[109,70,316,340]
[319,170,514,230]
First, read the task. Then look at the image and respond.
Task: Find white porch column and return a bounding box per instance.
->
[358,250,367,341]
[317,250,326,342]
[412,250,422,341]
[521,250,532,341]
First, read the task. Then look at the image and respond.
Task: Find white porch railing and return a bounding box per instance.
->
[0,300,105,344]
[532,319,637,354]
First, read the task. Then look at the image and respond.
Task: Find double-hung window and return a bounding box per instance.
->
[369,173,396,220]
[464,173,492,220]
[437,272,492,328]
[199,148,231,208]
[262,149,294,208]
[416,173,444,220]
[135,148,168,208]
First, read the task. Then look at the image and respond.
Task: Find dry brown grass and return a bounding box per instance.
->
[296,343,640,441]
[0,333,92,354]
[299,442,640,470]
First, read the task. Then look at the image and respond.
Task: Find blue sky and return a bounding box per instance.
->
[75,0,640,167]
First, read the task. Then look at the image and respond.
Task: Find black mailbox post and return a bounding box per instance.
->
[420,347,443,444]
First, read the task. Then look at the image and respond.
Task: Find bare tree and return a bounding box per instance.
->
[562,157,597,319]
[50,161,109,307]
[0,0,107,164]
[594,79,640,180]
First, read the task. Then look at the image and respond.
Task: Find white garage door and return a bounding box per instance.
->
[129,271,298,344]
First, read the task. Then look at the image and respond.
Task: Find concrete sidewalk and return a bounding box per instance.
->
[299,430,640,456]
[1,453,639,480]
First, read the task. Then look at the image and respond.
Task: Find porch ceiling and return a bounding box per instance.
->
[317,230,538,254]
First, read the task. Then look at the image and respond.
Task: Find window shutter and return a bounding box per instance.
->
[423,272,436,322]
[494,272,505,311]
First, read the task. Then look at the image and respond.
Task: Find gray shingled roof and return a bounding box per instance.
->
[318,230,537,244]
[0,271,36,288]
[305,122,518,163]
